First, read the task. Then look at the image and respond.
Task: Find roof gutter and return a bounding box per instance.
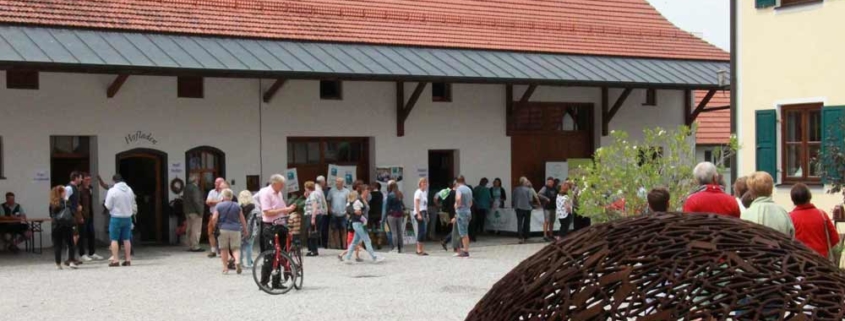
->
[0,61,727,90]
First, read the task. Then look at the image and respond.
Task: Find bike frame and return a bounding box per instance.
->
[272,231,293,273]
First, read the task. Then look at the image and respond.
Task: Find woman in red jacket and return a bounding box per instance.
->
[789,183,840,259]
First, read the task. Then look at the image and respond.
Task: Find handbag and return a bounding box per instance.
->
[54,205,75,227]
[818,209,837,263]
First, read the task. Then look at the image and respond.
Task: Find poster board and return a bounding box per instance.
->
[376,166,404,194]
[285,168,299,193]
[545,162,569,182]
[327,164,357,188]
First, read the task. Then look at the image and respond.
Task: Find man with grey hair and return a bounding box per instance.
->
[183,174,205,252]
[315,175,330,249]
[683,162,740,218]
[326,177,350,249]
[512,177,536,244]
[205,177,226,258]
[258,174,296,289]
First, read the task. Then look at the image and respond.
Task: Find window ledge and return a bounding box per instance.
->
[776,0,823,12]
[776,182,824,188]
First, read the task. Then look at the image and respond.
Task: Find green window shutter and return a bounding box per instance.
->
[821,106,845,184]
[756,0,776,8]
[755,110,777,178]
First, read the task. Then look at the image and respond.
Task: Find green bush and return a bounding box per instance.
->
[577,125,738,224]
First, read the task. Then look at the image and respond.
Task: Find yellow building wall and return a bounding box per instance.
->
[738,1,845,213]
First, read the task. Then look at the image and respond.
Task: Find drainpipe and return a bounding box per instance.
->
[730,0,738,186]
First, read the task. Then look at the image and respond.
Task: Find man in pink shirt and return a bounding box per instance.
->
[259,175,294,225]
[258,174,297,289]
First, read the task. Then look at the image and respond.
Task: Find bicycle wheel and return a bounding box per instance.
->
[291,246,304,290]
[252,249,298,295]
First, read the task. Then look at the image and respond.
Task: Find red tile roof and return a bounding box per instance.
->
[0,0,729,61]
[695,90,731,145]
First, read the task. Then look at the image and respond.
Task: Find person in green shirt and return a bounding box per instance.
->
[740,172,795,238]
[471,178,492,242]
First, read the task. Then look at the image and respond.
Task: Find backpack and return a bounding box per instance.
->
[246,207,261,239]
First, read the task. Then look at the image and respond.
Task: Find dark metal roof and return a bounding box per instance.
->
[0,25,729,88]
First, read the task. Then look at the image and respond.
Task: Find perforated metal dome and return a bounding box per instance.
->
[468,212,845,320]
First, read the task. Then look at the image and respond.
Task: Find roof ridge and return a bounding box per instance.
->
[125,0,698,40]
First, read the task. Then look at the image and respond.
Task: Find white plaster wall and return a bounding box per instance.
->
[0,72,262,245]
[259,80,512,200]
[0,71,689,246]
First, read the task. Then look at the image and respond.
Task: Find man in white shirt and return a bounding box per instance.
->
[105,174,136,267]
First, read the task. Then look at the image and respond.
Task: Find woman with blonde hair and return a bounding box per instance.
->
[740,172,795,238]
[342,191,384,263]
[238,190,260,268]
[413,177,429,256]
[49,186,77,269]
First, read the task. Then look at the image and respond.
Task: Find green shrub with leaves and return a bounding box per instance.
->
[577,125,739,224]
[821,117,845,201]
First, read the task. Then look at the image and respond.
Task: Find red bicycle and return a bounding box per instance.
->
[252,225,303,295]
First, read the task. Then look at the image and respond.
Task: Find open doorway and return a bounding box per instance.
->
[428,150,455,235]
[50,136,91,188]
[116,148,167,243]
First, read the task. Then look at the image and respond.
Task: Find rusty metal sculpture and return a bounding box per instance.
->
[468,212,845,320]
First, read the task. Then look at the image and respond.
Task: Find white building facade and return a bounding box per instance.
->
[0,71,694,244]
[0,0,729,246]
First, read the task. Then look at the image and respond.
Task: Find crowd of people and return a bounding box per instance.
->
[4,159,840,272]
[647,162,840,260]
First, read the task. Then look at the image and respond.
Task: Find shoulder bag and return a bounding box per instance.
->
[54,204,75,227]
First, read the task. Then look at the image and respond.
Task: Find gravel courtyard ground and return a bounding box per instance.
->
[0,238,545,321]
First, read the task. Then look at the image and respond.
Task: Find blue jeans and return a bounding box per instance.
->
[381,211,393,247]
[241,235,255,267]
[415,213,427,242]
[456,210,471,237]
[345,222,376,261]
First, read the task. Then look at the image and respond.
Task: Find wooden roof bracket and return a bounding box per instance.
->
[686,89,717,126]
[601,87,633,136]
[506,84,537,136]
[106,74,129,98]
[396,81,428,137]
[263,79,286,103]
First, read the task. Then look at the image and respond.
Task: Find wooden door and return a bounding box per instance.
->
[288,137,370,192]
[510,103,594,188]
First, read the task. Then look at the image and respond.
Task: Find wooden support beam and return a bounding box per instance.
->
[601,87,632,136]
[519,84,538,104]
[687,89,716,126]
[262,79,286,103]
[402,82,427,122]
[396,81,405,136]
[107,74,129,98]
[396,82,427,137]
[701,105,731,112]
[506,84,513,136]
[606,88,633,123]
[601,87,609,136]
